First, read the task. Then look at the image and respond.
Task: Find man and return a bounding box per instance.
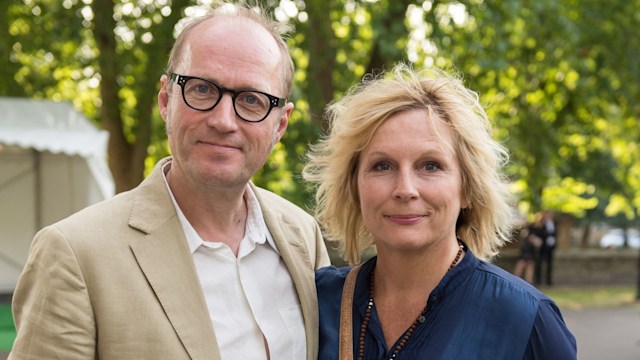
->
[9,3,330,360]
[535,210,557,286]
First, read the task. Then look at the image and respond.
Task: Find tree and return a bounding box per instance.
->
[264,0,418,206]
[90,0,189,192]
[404,0,639,221]
[4,0,188,193]
[3,0,639,224]
[0,0,25,97]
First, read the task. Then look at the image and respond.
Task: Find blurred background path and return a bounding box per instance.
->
[562,304,640,360]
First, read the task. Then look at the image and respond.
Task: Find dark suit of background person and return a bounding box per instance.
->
[9,3,330,360]
[535,210,557,286]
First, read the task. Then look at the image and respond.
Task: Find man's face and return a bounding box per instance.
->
[158,17,292,191]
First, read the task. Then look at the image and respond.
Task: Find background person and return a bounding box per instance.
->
[9,3,329,360]
[513,214,544,283]
[535,209,557,286]
[304,64,576,359]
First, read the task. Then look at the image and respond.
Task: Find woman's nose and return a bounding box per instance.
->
[393,170,419,200]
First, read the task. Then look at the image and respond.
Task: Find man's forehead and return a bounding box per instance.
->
[176,17,284,92]
[183,17,279,59]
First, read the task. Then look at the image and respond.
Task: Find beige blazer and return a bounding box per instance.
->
[10,158,330,360]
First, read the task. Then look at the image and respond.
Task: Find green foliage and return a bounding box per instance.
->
[6,0,97,113]
[408,0,639,222]
[2,0,639,225]
[541,178,598,217]
[0,304,14,351]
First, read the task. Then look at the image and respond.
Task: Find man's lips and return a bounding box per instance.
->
[198,140,241,151]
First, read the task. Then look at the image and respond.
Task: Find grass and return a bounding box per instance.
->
[0,304,15,351]
[543,285,639,310]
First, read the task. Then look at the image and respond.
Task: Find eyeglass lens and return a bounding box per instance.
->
[182,77,273,122]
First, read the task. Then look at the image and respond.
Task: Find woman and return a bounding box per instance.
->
[303,64,576,359]
[513,213,544,283]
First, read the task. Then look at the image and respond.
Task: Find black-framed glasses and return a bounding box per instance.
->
[169,73,286,123]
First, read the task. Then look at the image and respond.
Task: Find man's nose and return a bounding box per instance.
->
[206,94,238,131]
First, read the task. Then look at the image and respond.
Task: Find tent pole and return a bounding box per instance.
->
[33,149,42,231]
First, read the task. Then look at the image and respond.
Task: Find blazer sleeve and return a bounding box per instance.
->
[313,221,331,269]
[10,226,96,360]
[523,299,577,359]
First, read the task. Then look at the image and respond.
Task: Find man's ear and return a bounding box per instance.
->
[158,74,170,122]
[274,101,293,142]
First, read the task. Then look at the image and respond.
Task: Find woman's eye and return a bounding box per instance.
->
[373,162,390,171]
[423,162,440,171]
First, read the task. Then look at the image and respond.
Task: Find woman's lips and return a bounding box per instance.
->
[385,214,425,225]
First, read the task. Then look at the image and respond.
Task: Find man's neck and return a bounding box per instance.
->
[165,164,249,255]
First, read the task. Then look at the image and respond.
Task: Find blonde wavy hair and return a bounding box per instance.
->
[303,64,516,265]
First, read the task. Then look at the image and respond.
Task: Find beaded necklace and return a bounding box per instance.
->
[357,242,464,360]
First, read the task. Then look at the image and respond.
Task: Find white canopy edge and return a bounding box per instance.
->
[0,97,115,199]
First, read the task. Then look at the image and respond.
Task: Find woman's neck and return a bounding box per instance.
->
[373,240,464,297]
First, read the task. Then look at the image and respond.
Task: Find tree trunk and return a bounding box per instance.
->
[303,0,337,132]
[91,0,188,193]
[581,223,591,248]
[91,0,135,193]
[364,0,414,75]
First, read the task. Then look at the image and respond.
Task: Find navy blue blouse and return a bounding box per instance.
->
[316,246,577,359]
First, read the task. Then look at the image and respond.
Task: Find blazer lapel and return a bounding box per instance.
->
[255,186,318,360]
[128,158,221,360]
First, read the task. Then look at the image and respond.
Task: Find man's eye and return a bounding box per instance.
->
[195,84,211,94]
[238,92,266,107]
[244,94,258,104]
[185,79,216,97]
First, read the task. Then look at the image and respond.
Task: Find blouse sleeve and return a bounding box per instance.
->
[316,266,350,360]
[523,299,577,359]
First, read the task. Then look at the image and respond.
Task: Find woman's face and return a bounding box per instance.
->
[357,109,467,255]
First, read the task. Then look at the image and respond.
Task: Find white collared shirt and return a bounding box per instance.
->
[162,162,306,359]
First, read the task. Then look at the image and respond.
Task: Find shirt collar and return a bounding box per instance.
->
[355,241,477,317]
[161,159,278,255]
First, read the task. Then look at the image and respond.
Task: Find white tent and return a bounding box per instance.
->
[0,97,114,292]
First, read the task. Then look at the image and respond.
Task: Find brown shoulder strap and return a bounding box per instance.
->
[339,264,362,360]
